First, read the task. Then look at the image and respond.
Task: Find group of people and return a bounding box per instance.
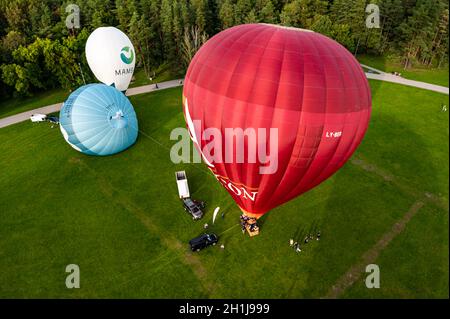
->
[391,71,402,77]
[289,231,321,253]
[240,215,258,234]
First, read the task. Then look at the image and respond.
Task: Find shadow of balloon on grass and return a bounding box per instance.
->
[296,110,437,298]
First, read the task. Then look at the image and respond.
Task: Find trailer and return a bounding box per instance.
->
[245,218,260,237]
[175,171,205,220]
[175,171,190,199]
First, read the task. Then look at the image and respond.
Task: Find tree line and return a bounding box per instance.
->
[0,0,448,98]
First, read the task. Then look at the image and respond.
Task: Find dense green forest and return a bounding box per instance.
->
[0,0,448,98]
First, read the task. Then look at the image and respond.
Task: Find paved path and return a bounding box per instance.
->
[0,102,64,129]
[0,79,184,129]
[1,66,449,129]
[360,63,383,74]
[360,63,449,94]
[125,79,183,96]
[365,72,449,94]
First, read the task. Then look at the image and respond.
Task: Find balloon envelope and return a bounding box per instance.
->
[86,27,135,91]
[183,24,371,218]
[60,84,138,156]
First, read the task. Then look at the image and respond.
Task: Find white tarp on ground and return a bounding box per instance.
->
[212,207,220,224]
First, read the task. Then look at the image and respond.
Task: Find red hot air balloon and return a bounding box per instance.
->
[183,24,371,219]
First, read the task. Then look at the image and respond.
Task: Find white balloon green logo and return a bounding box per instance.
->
[85,26,136,91]
[120,46,134,64]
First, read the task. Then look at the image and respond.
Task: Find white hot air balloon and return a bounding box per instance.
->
[85,27,135,91]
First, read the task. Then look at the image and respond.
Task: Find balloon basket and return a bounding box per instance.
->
[240,215,260,237]
[246,225,260,237]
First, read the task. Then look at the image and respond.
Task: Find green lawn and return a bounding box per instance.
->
[358,54,449,87]
[0,81,448,298]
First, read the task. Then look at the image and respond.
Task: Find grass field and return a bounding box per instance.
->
[0,80,448,298]
[358,54,449,87]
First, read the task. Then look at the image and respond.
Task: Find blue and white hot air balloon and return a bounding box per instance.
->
[59,84,138,156]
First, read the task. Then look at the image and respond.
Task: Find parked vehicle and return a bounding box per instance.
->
[182,198,205,220]
[30,114,47,122]
[189,233,218,252]
[175,171,205,220]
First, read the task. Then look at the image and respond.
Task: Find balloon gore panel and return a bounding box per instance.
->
[60,84,138,156]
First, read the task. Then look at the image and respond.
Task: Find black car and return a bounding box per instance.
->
[189,233,218,252]
[182,198,205,220]
[47,116,59,124]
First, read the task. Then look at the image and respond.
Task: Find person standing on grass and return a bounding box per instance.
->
[290,239,294,247]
